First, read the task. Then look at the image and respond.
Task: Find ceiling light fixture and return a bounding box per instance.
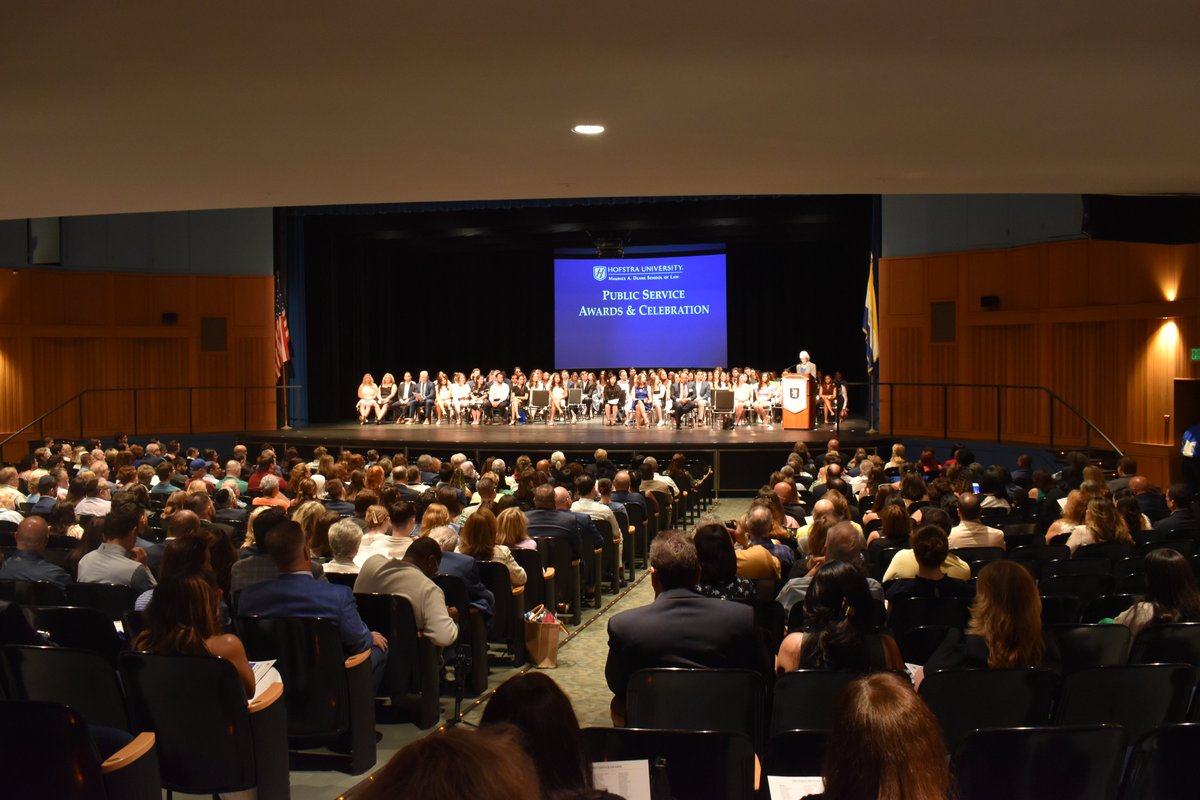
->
[572,124,605,135]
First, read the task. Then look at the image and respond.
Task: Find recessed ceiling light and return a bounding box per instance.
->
[572,124,605,135]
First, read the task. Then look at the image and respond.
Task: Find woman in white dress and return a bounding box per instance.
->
[733,373,753,426]
[753,373,775,425]
[356,374,377,424]
[451,372,472,424]
[547,373,567,424]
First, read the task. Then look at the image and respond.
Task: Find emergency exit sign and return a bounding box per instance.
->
[1192,348,1200,362]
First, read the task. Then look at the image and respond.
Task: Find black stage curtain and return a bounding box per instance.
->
[301,197,872,424]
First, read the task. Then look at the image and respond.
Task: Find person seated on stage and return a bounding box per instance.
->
[578,372,597,417]
[602,373,625,426]
[374,373,397,424]
[649,374,668,427]
[433,373,453,424]
[818,373,838,425]
[487,371,511,424]
[451,372,472,423]
[468,375,489,425]
[509,373,529,424]
[728,372,751,426]
[408,371,436,424]
[752,372,776,425]
[630,374,651,428]
[391,371,415,423]
[356,373,378,425]
[690,369,711,426]
[833,370,850,419]
[546,373,566,424]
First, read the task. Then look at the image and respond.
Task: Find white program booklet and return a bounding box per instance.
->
[768,775,824,800]
[250,659,276,685]
[593,759,652,800]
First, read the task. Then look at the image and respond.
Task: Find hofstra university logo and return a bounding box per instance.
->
[593,266,607,281]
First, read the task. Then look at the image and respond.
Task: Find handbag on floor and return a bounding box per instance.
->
[524,604,568,668]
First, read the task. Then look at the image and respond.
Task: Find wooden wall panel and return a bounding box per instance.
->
[0,270,276,456]
[880,240,1200,485]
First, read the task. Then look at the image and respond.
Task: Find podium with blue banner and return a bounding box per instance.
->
[781,373,815,430]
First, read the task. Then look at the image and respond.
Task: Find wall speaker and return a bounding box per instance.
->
[980,295,1000,310]
[161,312,179,325]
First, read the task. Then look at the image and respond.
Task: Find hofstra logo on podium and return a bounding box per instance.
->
[593,266,607,281]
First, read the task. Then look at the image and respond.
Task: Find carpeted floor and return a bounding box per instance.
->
[268,497,753,800]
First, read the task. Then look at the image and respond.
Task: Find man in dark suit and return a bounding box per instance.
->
[586,448,619,482]
[671,373,696,429]
[1131,475,1171,524]
[185,492,241,547]
[524,483,585,565]
[392,371,417,422]
[237,518,387,688]
[1011,453,1034,490]
[554,486,604,549]
[425,525,495,615]
[408,371,435,424]
[604,530,771,724]
[1153,484,1200,535]
[1107,456,1138,495]
[212,488,249,533]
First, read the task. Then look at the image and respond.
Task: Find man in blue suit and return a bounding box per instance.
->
[426,525,494,616]
[524,484,584,565]
[238,519,388,689]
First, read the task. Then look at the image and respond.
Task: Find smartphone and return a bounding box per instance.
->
[971,482,981,494]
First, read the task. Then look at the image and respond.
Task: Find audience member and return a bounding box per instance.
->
[777,521,882,616]
[0,516,70,588]
[425,525,495,615]
[883,526,974,602]
[458,508,526,586]
[808,672,950,800]
[604,530,770,724]
[948,492,1004,549]
[1152,484,1200,534]
[354,537,458,648]
[1065,498,1134,554]
[881,507,971,583]
[777,560,903,674]
[324,518,364,574]
[1113,547,1200,639]
[496,506,536,551]
[76,501,156,592]
[693,522,755,600]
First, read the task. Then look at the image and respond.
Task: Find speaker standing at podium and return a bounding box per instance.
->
[795,351,818,379]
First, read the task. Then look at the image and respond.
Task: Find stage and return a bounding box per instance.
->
[242,416,890,493]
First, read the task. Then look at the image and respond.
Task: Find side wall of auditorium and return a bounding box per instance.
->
[0,210,276,461]
[878,238,1200,486]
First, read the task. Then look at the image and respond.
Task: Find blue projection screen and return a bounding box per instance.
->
[554,253,728,368]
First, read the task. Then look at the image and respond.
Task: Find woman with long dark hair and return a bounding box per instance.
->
[776,560,903,673]
[693,523,755,600]
[1114,547,1200,639]
[480,672,618,800]
[133,572,255,697]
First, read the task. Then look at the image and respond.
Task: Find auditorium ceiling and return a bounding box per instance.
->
[2,1,1198,219]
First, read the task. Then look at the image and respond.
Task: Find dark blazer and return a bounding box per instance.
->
[1153,507,1200,535]
[214,507,249,535]
[604,588,770,700]
[586,461,619,481]
[237,572,372,654]
[611,491,649,519]
[1137,492,1171,524]
[672,382,693,402]
[572,510,604,549]
[524,508,584,562]
[395,381,416,402]
[693,380,711,401]
[437,551,495,614]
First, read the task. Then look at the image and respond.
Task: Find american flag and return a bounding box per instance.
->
[274,279,291,379]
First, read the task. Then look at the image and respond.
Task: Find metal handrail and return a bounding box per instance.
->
[850,380,1123,458]
[0,384,302,450]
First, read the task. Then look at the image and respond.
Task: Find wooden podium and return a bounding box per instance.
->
[781,373,816,430]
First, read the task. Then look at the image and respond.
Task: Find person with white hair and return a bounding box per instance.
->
[324,519,364,574]
[796,350,818,378]
[225,460,248,493]
[424,525,495,614]
[0,493,24,525]
[251,474,290,509]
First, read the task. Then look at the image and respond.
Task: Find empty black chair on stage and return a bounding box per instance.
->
[24,605,124,665]
[1054,663,1193,744]
[66,582,139,622]
[0,578,66,606]
[1044,624,1131,675]
[1129,622,1200,684]
[236,616,376,774]
[952,724,1126,800]
[533,536,581,624]
[1120,723,1200,800]
[120,651,289,798]
[919,668,1058,751]
[583,727,756,800]
[433,573,490,695]
[477,561,526,665]
[626,667,767,754]
[770,669,859,736]
[354,593,440,729]
[1,645,130,731]
[0,700,160,800]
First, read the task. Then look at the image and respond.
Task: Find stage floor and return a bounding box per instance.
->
[243,415,882,451]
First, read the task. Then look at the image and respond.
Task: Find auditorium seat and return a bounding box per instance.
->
[432,574,490,695]
[1,645,130,731]
[532,536,581,624]
[1120,724,1200,800]
[918,668,1058,751]
[0,700,160,800]
[1053,664,1193,744]
[235,616,376,774]
[354,593,441,729]
[66,582,138,622]
[764,729,828,777]
[477,561,526,665]
[512,548,553,613]
[952,724,1125,800]
[0,578,66,605]
[23,605,124,665]
[899,625,954,665]
[1129,622,1200,685]
[1044,558,1111,578]
[1079,593,1137,624]
[886,596,971,640]
[1043,624,1130,674]
[1038,573,1114,609]
[120,651,289,798]
[770,669,859,736]
[625,667,767,753]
